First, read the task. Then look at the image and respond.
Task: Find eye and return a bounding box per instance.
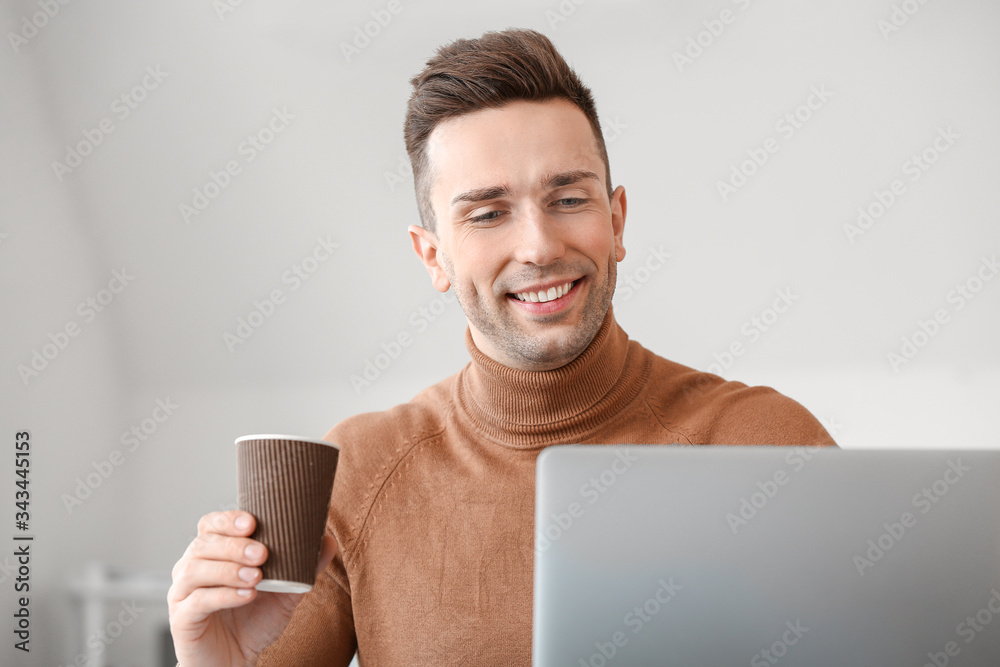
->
[469,209,504,223]
[554,197,588,207]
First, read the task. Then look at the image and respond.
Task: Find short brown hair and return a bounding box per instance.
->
[404,28,612,232]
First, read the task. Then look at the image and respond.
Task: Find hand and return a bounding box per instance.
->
[168,510,336,666]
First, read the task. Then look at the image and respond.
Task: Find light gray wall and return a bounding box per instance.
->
[2,0,998,663]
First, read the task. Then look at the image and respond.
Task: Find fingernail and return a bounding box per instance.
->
[238,567,258,583]
[245,544,264,561]
[236,588,253,597]
[235,515,251,531]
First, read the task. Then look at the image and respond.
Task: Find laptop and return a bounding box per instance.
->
[532,444,1000,666]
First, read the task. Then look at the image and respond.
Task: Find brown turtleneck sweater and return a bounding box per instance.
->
[258,310,835,665]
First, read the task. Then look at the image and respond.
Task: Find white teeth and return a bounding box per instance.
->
[514,281,574,303]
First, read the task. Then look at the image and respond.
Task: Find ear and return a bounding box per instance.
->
[610,185,627,262]
[408,224,451,293]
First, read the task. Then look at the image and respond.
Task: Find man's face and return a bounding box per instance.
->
[409,98,626,371]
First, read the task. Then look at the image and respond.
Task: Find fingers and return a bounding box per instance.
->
[188,530,267,567]
[170,580,259,619]
[171,511,269,603]
[171,549,263,599]
[197,509,256,538]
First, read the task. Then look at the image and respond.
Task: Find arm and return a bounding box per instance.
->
[256,522,358,666]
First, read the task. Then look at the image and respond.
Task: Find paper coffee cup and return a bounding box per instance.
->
[236,434,340,593]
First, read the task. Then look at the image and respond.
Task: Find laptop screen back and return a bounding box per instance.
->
[532,445,1000,666]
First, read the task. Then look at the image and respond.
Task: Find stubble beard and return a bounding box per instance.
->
[441,252,617,370]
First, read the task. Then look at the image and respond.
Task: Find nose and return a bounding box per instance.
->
[512,205,565,266]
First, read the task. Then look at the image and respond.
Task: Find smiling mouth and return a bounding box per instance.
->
[509,280,579,303]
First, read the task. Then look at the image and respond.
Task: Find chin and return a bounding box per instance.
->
[508,328,590,369]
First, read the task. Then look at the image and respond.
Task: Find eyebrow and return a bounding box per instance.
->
[450,185,512,207]
[542,169,600,188]
[450,169,600,208]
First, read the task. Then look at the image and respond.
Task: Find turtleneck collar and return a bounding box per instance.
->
[454,307,648,449]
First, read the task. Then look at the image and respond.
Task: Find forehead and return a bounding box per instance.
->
[425,99,603,202]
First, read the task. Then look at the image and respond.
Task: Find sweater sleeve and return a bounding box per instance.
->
[256,517,357,666]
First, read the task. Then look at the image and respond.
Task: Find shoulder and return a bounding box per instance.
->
[636,343,836,447]
[326,385,448,449]
[325,373,454,470]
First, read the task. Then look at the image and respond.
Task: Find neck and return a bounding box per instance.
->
[454,306,646,449]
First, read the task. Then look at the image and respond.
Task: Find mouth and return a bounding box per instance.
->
[505,278,584,317]
[508,279,580,304]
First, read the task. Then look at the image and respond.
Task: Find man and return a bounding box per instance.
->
[168,28,835,665]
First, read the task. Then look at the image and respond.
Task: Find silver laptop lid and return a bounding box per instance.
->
[533,445,1000,666]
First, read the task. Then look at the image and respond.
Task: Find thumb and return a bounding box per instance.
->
[315,534,337,578]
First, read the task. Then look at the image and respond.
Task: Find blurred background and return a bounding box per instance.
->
[2,0,998,663]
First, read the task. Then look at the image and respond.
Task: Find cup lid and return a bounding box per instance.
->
[234,434,341,449]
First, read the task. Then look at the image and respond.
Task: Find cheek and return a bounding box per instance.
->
[577,225,616,264]
[456,238,506,288]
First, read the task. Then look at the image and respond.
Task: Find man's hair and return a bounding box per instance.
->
[404,28,612,233]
